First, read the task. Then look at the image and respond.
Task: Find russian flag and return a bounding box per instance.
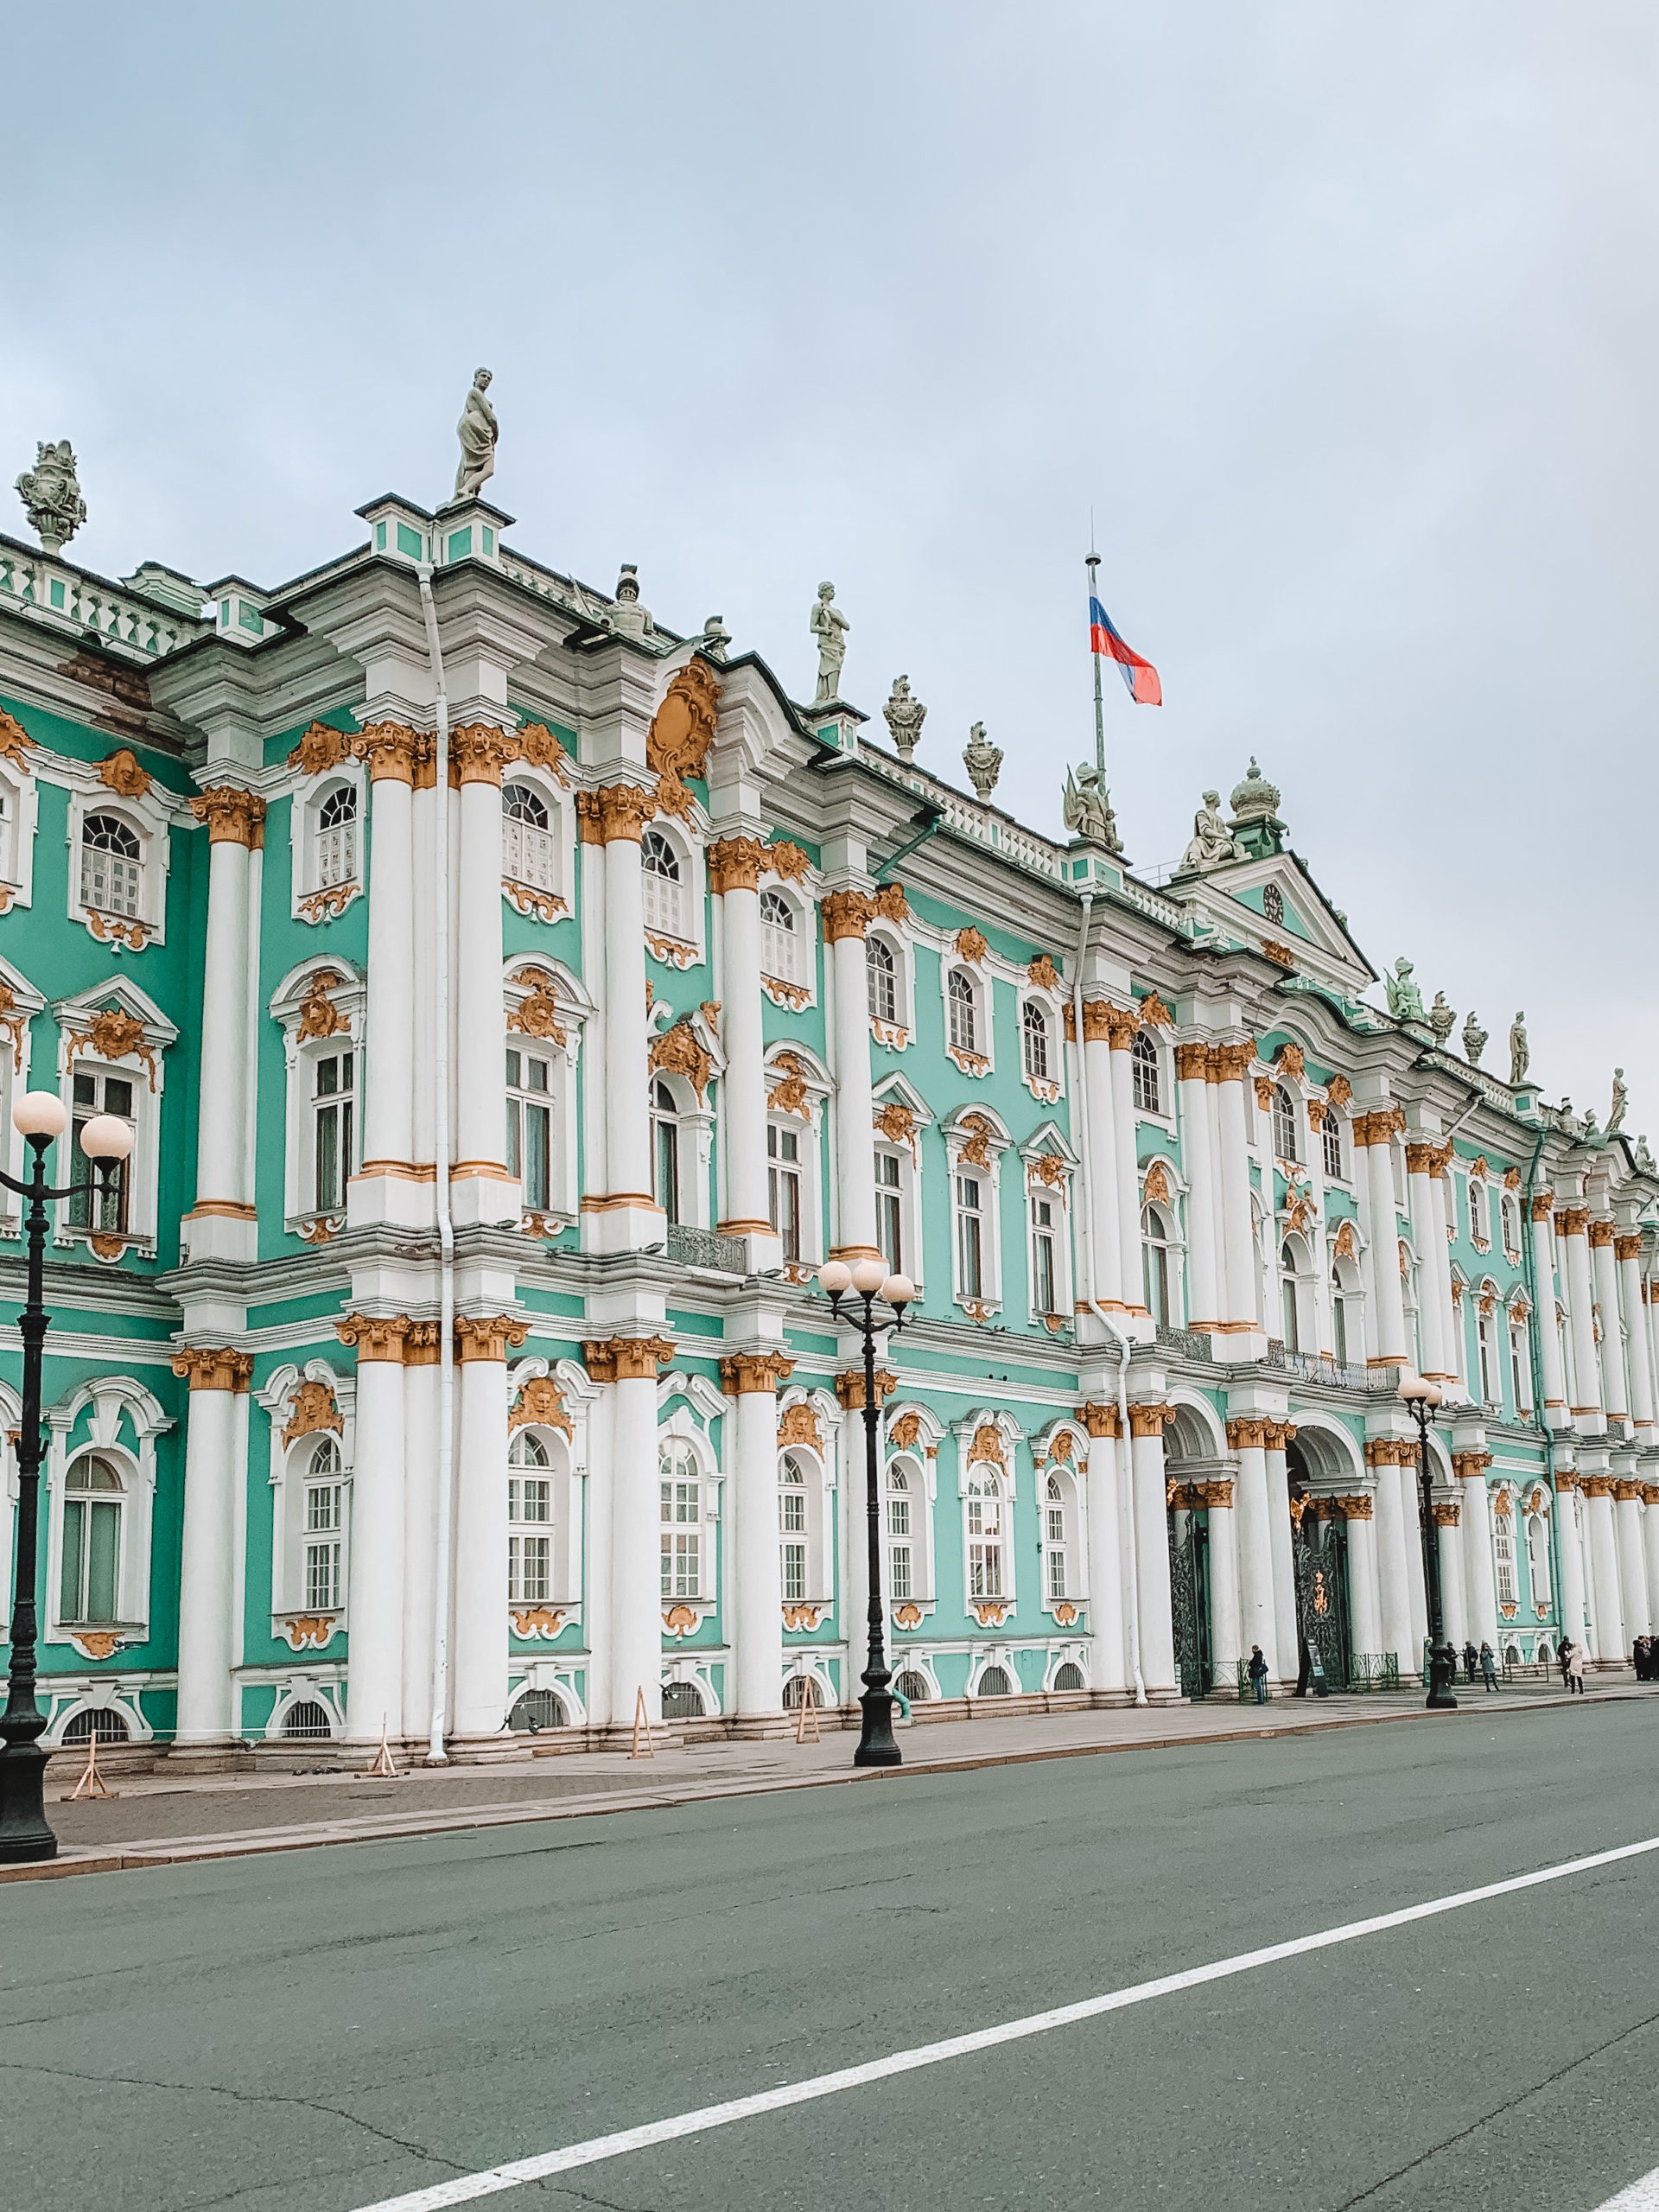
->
[1089,595,1162,706]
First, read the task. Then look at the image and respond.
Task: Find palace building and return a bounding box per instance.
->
[1,461,1656,1760]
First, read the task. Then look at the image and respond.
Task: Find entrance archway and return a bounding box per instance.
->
[1287,1432,1353,1692]
[1163,1401,1230,1699]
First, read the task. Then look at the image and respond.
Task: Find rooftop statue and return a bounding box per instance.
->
[1177,790,1245,873]
[1636,1134,1656,1173]
[810,582,849,703]
[1229,755,1281,823]
[16,438,86,554]
[1427,992,1455,1046]
[1384,957,1427,1026]
[453,368,499,501]
[882,675,926,762]
[1063,760,1122,851]
[1608,1067,1628,1135]
[1509,1011,1529,1086]
[963,721,1003,800]
[1581,1106,1600,1140]
[1461,1009,1488,1067]
[701,613,732,657]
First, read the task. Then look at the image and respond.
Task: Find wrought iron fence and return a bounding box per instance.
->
[1345,1653,1400,1692]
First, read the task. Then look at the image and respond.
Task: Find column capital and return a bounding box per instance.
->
[1449,1449,1493,1478]
[1334,1492,1374,1520]
[359,719,421,784]
[1211,1040,1256,1084]
[835,1367,897,1411]
[335,1313,412,1363]
[1166,1475,1233,1509]
[1128,1401,1175,1439]
[719,1350,797,1395]
[1104,1006,1141,1052]
[170,1345,253,1392]
[1431,1500,1460,1526]
[583,1334,677,1384]
[1226,1414,1268,1451]
[1557,1207,1590,1237]
[1588,1218,1618,1249]
[1613,1478,1644,1503]
[449,721,517,788]
[1262,1419,1298,1451]
[1174,1041,1211,1083]
[708,836,771,895]
[595,783,658,843]
[1405,1141,1436,1177]
[819,883,908,943]
[1615,1233,1644,1262]
[190,785,268,847]
[1530,1191,1555,1221]
[1580,1472,1616,1498]
[1075,1400,1122,1438]
[404,1322,442,1366]
[454,1313,531,1363]
[1363,1436,1410,1468]
[575,790,604,845]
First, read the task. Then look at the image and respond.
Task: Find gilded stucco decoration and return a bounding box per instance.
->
[281,1378,343,1448]
[957,1113,996,1168]
[68,1005,158,1089]
[288,721,355,776]
[97,747,151,799]
[1273,1042,1306,1081]
[766,841,811,884]
[766,1052,812,1119]
[512,721,573,784]
[1139,992,1174,1027]
[887,1410,922,1452]
[778,1402,824,1452]
[969,1421,1007,1465]
[296,969,346,1042]
[0,984,27,1073]
[507,968,568,1046]
[0,708,33,768]
[650,1020,712,1101]
[955,926,988,966]
[1027,953,1061,993]
[1142,1159,1172,1208]
[509,1375,575,1439]
[647,660,721,818]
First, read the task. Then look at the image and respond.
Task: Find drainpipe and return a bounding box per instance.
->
[1518,1118,1565,1643]
[1071,893,1146,1704]
[417,566,456,1765]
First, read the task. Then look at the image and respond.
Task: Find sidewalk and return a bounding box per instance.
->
[9,1679,1652,1887]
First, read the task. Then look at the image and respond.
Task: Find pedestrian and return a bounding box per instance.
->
[1479,1640,1498,1692]
[1567,1641,1587,1694]
[1462,1640,1479,1683]
[1637,1635,1653,1683]
[1559,1637,1573,1689]
[1248,1644,1269,1706]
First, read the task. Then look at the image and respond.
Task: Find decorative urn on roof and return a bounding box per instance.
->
[1226,756,1288,859]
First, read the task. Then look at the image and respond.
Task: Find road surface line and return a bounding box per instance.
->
[1593,2168,1659,2209]
[346,1831,1659,2212]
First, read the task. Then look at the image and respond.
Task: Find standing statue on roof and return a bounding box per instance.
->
[1608,1068,1629,1135]
[453,368,499,501]
[810,582,849,702]
[1385,958,1427,1026]
[1063,760,1122,851]
[1509,1012,1529,1086]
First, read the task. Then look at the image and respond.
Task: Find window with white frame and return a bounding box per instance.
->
[1502,1191,1522,1262]
[768,1122,803,1261]
[312,1049,354,1214]
[1030,1191,1058,1319]
[887,1463,914,1599]
[502,782,556,893]
[506,1046,553,1211]
[1272,1084,1298,1163]
[302,1437,345,1611]
[1478,1306,1498,1404]
[1044,1471,1075,1601]
[1023,1000,1051,1083]
[965,1471,1004,1598]
[1527,1508,1552,1602]
[947,968,978,1054]
[876,1147,904,1274]
[955,1168,986,1299]
[779,1451,808,1602]
[1332,1255,1361,1367]
[1510,1316,1531,1412]
[760,891,804,986]
[867,934,899,1024]
[641,829,689,939]
[315,784,358,889]
[1470,1178,1489,1246]
[1143,1203,1177,1327]
[1322,1113,1344,1181]
[59,1453,124,1626]
[508,1432,553,1602]
[659,1440,702,1598]
[79,812,143,918]
[1132,1031,1161,1114]
[652,1079,683,1224]
[1494,1504,1517,1605]
[67,1068,134,1234]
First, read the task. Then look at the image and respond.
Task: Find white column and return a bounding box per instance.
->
[1129,1409,1177,1695]
[452,744,512,1222]
[1215,1051,1257,1331]
[1618,1236,1656,1441]
[826,901,878,1258]
[1457,1455,1499,1651]
[1615,1482,1650,1640]
[1592,1226,1630,1426]
[1205,1482,1243,1681]
[1363,1120,1408,1366]
[450,1320,517,1738]
[712,843,772,1241]
[1407,1147,1448,1381]
[582,1385,614,1733]
[1230,1420,1277,1669]
[1344,1499,1383,1662]
[170,1354,250,1746]
[1371,1446,1415,1673]
[1264,1425,1300,1682]
[1436,1503,1468,1653]
[1531,1199,1567,1419]
[1555,1478,1590,1651]
[191,805,255,1212]
[410,760,436,1173]
[1082,1008,1122,1306]
[1562,1212,1603,1421]
[361,753,415,1170]
[1641,1485,1659,1637]
[1427,1160,1459,1383]
[1586,1481,1625,1662]
[1176,1045,1219,1328]
[603,796,655,1204]
[1108,1014,1143,1314]
[340,1319,407,1744]
[607,1341,671,1731]
[1081,1407,1126,1693]
[401,1333,439,1742]
[728,1353,789,1720]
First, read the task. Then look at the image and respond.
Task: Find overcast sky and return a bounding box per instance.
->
[7,5,1655,1138]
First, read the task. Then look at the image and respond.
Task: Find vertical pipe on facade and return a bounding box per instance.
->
[1071,894,1145,1704]
[417,566,456,1765]
[1517,1120,1568,1637]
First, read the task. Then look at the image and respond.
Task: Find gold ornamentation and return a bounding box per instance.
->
[297,1215,343,1244]
[1406,1142,1435,1177]
[67,1630,125,1662]
[0,708,33,767]
[893,1602,924,1629]
[957,1112,996,1168]
[511,721,574,784]
[707,835,769,894]
[781,1602,825,1631]
[835,1368,897,1411]
[595,783,658,843]
[1531,1192,1554,1221]
[1431,1501,1460,1527]
[1260,939,1297,968]
[766,1052,812,1119]
[1104,1006,1141,1052]
[1027,953,1061,992]
[503,881,569,922]
[650,1020,712,1101]
[447,721,516,787]
[190,785,268,847]
[779,1402,824,1451]
[1615,1233,1644,1262]
[1028,1153,1068,1190]
[1052,1601,1079,1627]
[575,791,603,845]
[1140,992,1174,1027]
[1326,1073,1353,1107]
[97,747,151,799]
[1306,1099,1326,1129]
[509,1376,574,1439]
[508,968,568,1045]
[956,926,988,965]
[645,930,698,969]
[1227,1415,1268,1450]
[358,720,422,785]
[1274,1042,1306,1080]
[961,1299,996,1325]
[84,911,152,952]
[584,1336,676,1383]
[1588,1218,1617,1249]
[334,1313,411,1363]
[819,882,908,942]
[1076,1402,1121,1438]
[887,1410,922,1452]
[1174,1041,1211,1083]
[1129,1402,1174,1439]
[281,1379,342,1447]
[720,1351,797,1395]
[1254,1077,1276,1110]
[1333,1494,1374,1521]
[455,1314,531,1364]
[1143,1160,1171,1207]
[947,1045,991,1078]
[647,660,721,817]
[1451,1450,1494,1479]
[663,1603,700,1637]
[1557,1207,1590,1237]
[1332,1220,1357,1262]
[298,884,356,924]
[1211,1040,1257,1084]
[971,1600,1011,1629]
[86,1230,127,1263]
[170,1346,254,1392]
[511,1605,569,1640]
[698,1001,721,1035]
[766,840,811,883]
[283,1615,337,1649]
[0,985,25,1076]
[1449,1278,1465,1306]
[296,969,346,1042]
[969,1421,1007,1465]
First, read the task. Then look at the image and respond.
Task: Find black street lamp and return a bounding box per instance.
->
[817,1254,913,1768]
[1,1090,132,1864]
[1399,1371,1459,1711]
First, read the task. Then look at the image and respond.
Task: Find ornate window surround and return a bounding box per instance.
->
[944,1103,1010,1318]
[256,1359,358,1648]
[268,957,366,1235]
[500,760,575,923]
[639,812,708,971]
[865,918,914,1050]
[505,1353,594,1630]
[41,1374,171,1656]
[50,978,177,1260]
[760,1044,829,1273]
[59,755,182,952]
[755,877,818,1010]
[870,1076,931,1297]
[954,1408,1025,1619]
[289,755,367,925]
[656,1382,726,1631]
[940,957,993,1079]
[1015,974,1067,1106]
[0,711,40,913]
[504,956,589,1230]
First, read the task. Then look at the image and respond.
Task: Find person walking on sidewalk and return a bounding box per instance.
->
[1463,1639,1479,1684]
[1567,1641,1588,1694]
[1248,1645,1269,1705]
[1479,1640,1498,1691]
[1559,1637,1573,1688]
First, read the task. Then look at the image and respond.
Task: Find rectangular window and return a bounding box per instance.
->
[1495,1519,1517,1605]
[768,1123,802,1261]
[303,1481,342,1612]
[1510,1330,1529,1413]
[1322,1118,1343,1180]
[876,1150,903,1274]
[313,1052,355,1214]
[505,1048,553,1212]
[502,813,556,893]
[967,1510,1002,1596]
[60,1497,120,1624]
[888,1490,912,1600]
[659,1478,701,1599]
[508,1534,550,1604]
[1032,1196,1057,1317]
[67,1071,133,1233]
[957,1173,983,1299]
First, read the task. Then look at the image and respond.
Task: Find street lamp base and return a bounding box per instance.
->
[854,1683,902,1767]
[0,1743,59,1863]
[1425,1646,1459,1712]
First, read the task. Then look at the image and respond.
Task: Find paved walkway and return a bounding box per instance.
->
[15,1678,1653,1885]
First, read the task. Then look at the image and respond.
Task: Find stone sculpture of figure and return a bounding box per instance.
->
[1635,1133,1656,1173]
[16,438,86,553]
[963,721,1003,800]
[1608,1068,1629,1135]
[1461,1009,1488,1067]
[1062,761,1122,851]
[453,368,499,501]
[810,582,849,702]
[1178,791,1245,874]
[1385,957,1427,1025]
[1581,1106,1600,1140]
[1427,992,1455,1046]
[1509,1012,1529,1087]
[701,613,732,658]
[882,675,926,762]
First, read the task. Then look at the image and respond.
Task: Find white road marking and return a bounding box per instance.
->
[352,1832,1659,2212]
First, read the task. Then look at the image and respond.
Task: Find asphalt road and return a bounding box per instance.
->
[3,1703,1658,2212]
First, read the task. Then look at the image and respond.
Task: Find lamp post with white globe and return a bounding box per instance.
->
[0,1090,133,1863]
[1398,1370,1459,1712]
[817,1255,913,1767]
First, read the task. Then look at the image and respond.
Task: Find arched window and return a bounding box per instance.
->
[659,1440,702,1599]
[1493,1504,1517,1605]
[63,1706,130,1746]
[662,1681,705,1719]
[760,890,802,986]
[1044,1471,1070,1601]
[1470,1178,1488,1245]
[315,785,358,888]
[59,1453,124,1626]
[79,812,142,918]
[1022,1000,1050,1082]
[1478,1306,1498,1404]
[1510,1317,1530,1413]
[1132,1032,1161,1114]
[506,1046,553,1212]
[641,829,687,938]
[887,1465,912,1599]
[1142,1203,1174,1326]
[652,1079,681,1225]
[947,969,977,1054]
[1527,1510,1552,1605]
[502,781,556,893]
[302,1436,344,1612]
[779,1451,808,1602]
[867,935,898,1023]
[1322,1114,1344,1181]
[282,1699,334,1740]
[1331,1257,1359,1368]
[1279,1239,1301,1351]
[894,1668,931,1704]
[976,1663,1013,1697]
[509,1688,568,1732]
[965,1472,1003,1598]
[508,1431,552,1603]
[1272,1084,1298,1163]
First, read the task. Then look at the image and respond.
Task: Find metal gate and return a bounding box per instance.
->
[1168,1510,1214,1699]
[1292,1505,1351,1692]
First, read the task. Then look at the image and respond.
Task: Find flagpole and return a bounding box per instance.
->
[1085,547,1106,790]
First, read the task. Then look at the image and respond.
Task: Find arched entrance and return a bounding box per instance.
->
[1163,1402,1230,1699]
[1287,1434,1352,1692]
